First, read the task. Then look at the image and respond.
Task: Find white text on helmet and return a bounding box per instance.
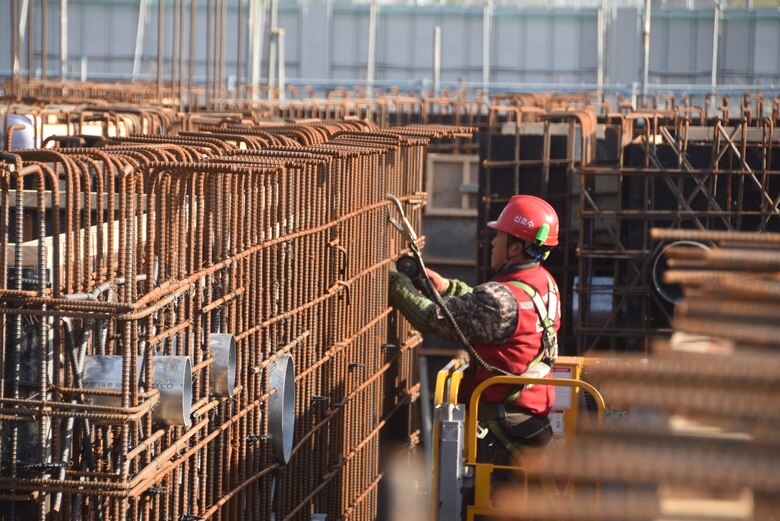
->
[513,215,535,228]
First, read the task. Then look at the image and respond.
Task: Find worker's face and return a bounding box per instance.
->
[491,231,524,271]
[490,231,509,272]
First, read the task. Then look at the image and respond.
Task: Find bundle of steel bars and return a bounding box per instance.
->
[0,104,476,521]
[513,229,780,521]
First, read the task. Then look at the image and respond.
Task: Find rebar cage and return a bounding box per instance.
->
[0,95,477,521]
[478,92,780,353]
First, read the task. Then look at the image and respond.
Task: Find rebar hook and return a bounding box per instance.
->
[385,193,418,244]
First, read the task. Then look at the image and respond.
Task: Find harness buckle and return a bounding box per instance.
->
[542,327,558,358]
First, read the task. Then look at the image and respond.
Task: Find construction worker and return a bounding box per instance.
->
[389,195,560,468]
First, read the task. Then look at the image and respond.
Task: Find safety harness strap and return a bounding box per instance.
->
[483,420,523,456]
[506,274,559,364]
[478,275,560,455]
[501,274,559,407]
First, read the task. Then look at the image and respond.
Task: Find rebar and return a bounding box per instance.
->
[0,101,475,520]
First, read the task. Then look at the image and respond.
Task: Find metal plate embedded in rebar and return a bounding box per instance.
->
[209,333,237,398]
[269,354,295,465]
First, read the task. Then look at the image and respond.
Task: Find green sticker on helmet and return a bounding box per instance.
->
[534,223,549,246]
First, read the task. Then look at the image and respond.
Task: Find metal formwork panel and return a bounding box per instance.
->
[378,13,414,82]
[524,15,552,73]
[331,7,368,80]
[651,10,715,86]
[577,114,780,352]
[493,14,524,72]
[439,12,477,83]
[477,99,594,353]
[753,18,780,80]
[721,17,754,85]
[300,1,332,81]
[377,10,439,82]
[608,7,642,85]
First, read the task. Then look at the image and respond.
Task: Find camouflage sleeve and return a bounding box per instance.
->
[428,282,518,345]
[440,278,473,298]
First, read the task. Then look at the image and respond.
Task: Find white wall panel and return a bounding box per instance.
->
[493,16,522,70]
[1,1,778,93]
[753,20,780,76]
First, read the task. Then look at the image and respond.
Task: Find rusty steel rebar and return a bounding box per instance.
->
[0,106,474,520]
[11,85,780,520]
[552,224,780,521]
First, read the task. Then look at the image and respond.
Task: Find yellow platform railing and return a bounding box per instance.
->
[431,356,606,521]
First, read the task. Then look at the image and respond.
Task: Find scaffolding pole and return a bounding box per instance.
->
[367,0,378,105]
[433,26,441,96]
[60,0,68,79]
[482,0,493,95]
[132,0,148,81]
[641,0,652,101]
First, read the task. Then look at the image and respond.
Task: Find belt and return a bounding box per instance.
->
[477,403,535,423]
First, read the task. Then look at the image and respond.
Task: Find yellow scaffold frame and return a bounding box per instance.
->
[431,356,606,521]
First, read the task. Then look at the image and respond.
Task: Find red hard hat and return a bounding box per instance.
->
[487,195,559,246]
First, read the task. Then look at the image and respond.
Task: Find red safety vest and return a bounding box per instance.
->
[458,265,560,415]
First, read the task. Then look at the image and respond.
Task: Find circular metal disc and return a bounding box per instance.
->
[269,354,295,464]
[209,333,237,398]
[652,240,709,304]
[151,356,192,427]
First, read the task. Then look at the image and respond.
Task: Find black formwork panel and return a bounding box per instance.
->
[578,124,780,352]
[477,126,579,353]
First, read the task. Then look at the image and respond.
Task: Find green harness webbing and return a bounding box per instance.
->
[483,419,525,456]
[501,273,559,405]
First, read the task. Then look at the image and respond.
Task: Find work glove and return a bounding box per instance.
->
[424,268,450,294]
[388,271,435,333]
[389,271,416,304]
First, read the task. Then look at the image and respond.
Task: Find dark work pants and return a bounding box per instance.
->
[476,414,553,483]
